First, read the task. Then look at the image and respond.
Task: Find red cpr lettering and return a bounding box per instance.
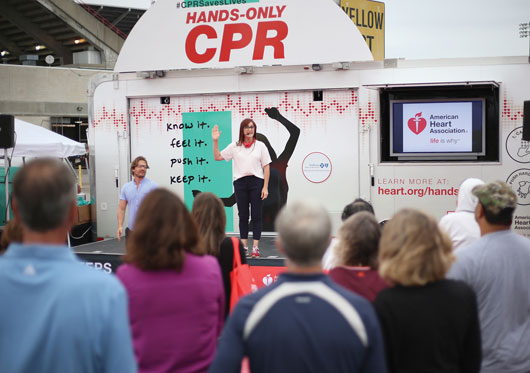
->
[186,12,197,24]
[197,12,207,23]
[218,10,230,22]
[253,21,288,60]
[186,25,217,63]
[276,5,286,18]
[219,23,253,62]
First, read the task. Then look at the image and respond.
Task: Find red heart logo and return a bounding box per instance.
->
[407,112,427,135]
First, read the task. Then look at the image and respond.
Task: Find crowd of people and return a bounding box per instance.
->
[0,157,529,373]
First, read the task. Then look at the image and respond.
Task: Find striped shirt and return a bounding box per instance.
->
[209,273,387,373]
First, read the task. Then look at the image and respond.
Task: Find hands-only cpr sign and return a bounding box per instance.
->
[184,6,288,63]
[114,0,373,72]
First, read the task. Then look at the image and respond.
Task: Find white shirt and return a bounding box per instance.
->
[439,178,484,250]
[221,141,271,181]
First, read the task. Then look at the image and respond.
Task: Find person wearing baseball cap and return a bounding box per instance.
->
[448,180,530,373]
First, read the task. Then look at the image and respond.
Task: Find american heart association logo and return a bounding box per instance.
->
[262,274,273,286]
[407,112,427,135]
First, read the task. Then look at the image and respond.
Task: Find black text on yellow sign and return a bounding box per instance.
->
[340,0,385,61]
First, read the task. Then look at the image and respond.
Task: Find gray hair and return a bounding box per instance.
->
[13,158,76,232]
[275,200,331,266]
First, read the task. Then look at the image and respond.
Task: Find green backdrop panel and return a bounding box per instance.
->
[0,166,20,226]
[182,111,234,232]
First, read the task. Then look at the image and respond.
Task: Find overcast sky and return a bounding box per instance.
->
[383,0,529,59]
[82,0,530,60]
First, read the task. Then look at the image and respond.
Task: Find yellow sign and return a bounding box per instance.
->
[340,0,385,61]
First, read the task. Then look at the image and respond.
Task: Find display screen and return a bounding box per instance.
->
[390,99,485,159]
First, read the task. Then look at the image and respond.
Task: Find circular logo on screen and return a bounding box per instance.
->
[302,152,332,183]
[507,168,530,205]
[506,127,530,163]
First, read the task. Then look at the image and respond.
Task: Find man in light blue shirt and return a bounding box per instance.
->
[0,158,137,372]
[448,181,530,373]
[117,155,158,240]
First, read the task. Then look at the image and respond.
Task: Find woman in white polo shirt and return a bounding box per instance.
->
[212,118,271,257]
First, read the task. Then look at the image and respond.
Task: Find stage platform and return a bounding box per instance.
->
[74,234,285,277]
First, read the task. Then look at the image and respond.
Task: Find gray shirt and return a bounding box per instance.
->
[447,229,530,373]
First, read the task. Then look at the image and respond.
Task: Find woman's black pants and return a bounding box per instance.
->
[234,175,264,241]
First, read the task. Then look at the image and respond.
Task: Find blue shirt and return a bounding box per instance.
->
[0,243,137,373]
[120,177,158,230]
[209,273,387,373]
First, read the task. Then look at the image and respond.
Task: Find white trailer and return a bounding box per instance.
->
[89,0,530,239]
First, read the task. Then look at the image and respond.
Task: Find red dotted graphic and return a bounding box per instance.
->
[359,90,378,129]
[93,91,359,131]
[501,91,523,122]
[359,101,378,128]
[92,106,127,130]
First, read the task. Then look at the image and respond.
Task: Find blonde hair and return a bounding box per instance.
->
[378,208,454,286]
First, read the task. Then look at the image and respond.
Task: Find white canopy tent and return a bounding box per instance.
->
[2,118,87,223]
[8,118,86,158]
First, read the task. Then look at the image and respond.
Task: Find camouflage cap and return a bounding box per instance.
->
[472,181,517,214]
